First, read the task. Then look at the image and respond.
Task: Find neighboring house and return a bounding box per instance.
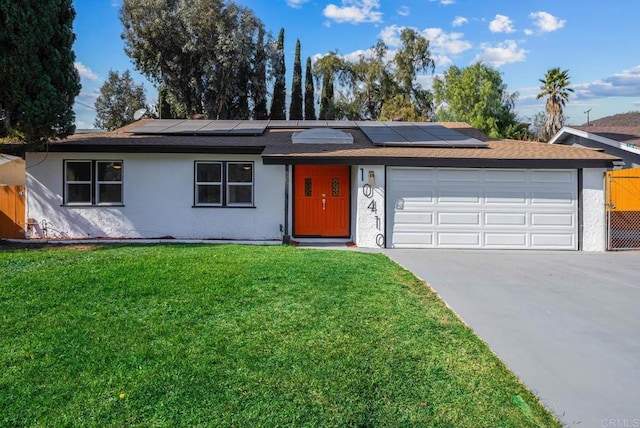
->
[549,126,640,168]
[24,120,618,250]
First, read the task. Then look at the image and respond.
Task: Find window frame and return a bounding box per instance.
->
[63,160,124,206]
[226,162,254,207]
[194,161,223,207]
[194,161,255,208]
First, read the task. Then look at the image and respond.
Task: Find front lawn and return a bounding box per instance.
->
[0,244,559,427]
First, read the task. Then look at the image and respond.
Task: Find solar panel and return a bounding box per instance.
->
[356,122,488,148]
[127,119,268,135]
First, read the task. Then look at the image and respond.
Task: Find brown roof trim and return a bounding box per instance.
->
[262,155,615,169]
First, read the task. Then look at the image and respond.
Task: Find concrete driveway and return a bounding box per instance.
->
[383,249,640,428]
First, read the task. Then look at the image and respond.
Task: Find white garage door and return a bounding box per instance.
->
[387,168,578,249]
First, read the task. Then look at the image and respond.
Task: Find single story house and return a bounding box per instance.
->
[549,125,640,168]
[24,119,619,250]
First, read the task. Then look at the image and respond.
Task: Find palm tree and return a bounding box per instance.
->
[537,67,574,140]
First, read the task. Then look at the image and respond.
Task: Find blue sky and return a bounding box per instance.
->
[72,0,640,129]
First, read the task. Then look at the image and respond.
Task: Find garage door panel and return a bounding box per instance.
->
[531,192,575,205]
[388,168,578,250]
[485,191,528,204]
[485,170,528,183]
[485,233,528,247]
[532,170,574,183]
[438,169,481,182]
[438,212,481,225]
[438,190,481,204]
[485,212,528,226]
[393,232,434,246]
[531,213,575,226]
[531,234,575,248]
[394,211,434,225]
[438,232,481,246]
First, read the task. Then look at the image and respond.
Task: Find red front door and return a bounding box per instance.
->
[294,165,350,237]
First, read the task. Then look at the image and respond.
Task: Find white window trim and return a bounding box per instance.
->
[64,160,93,206]
[195,161,223,207]
[194,161,255,208]
[226,162,254,207]
[63,160,124,206]
[95,161,124,206]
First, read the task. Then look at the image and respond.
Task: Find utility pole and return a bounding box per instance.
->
[584,108,592,126]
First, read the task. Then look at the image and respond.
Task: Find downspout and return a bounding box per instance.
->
[282,164,291,244]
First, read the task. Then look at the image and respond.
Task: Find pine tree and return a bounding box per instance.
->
[252,27,269,120]
[269,28,286,120]
[0,0,81,142]
[289,39,303,120]
[304,57,316,120]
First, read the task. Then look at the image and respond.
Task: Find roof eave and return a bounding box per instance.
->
[262,155,616,169]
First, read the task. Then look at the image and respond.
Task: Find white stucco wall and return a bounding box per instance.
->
[25,152,285,240]
[355,165,386,248]
[581,168,607,251]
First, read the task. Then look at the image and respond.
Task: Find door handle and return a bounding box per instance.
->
[322,193,326,210]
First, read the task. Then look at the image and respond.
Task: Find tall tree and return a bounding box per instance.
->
[314,52,345,120]
[120,0,264,119]
[289,39,303,120]
[537,67,574,140]
[0,0,81,142]
[304,57,316,120]
[392,28,435,120]
[433,62,520,138]
[252,27,269,120]
[94,70,147,131]
[269,28,286,120]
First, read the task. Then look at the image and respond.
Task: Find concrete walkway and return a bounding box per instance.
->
[383,249,640,428]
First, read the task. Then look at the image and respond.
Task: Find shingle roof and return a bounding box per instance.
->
[41,120,619,167]
[571,126,640,144]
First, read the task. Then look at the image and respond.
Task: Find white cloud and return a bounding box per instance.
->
[529,11,565,33]
[429,0,455,4]
[489,14,515,33]
[474,40,527,67]
[74,62,99,82]
[452,16,468,27]
[379,24,402,46]
[323,0,383,24]
[397,6,410,17]
[574,66,640,99]
[286,0,309,8]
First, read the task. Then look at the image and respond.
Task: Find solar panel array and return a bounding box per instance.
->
[355,122,488,148]
[128,120,269,136]
[127,119,487,148]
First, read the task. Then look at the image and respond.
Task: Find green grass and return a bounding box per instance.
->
[0,244,560,427]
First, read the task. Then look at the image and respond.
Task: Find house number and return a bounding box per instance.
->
[362,183,373,198]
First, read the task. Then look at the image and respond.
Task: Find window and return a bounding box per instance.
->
[195,161,254,207]
[64,160,123,205]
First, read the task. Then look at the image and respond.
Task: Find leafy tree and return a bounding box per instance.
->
[269,28,286,120]
[537,67,574,140]
[346,41,396,120]
[289,39,303,120]
[332,32,435,122]
[433,63,519,138]
[0,0,81,142]
[304,57,316,120]
[252,27,269,120]
[392,28,435,119]
[120,0,264,119]
[94,70,148,131]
